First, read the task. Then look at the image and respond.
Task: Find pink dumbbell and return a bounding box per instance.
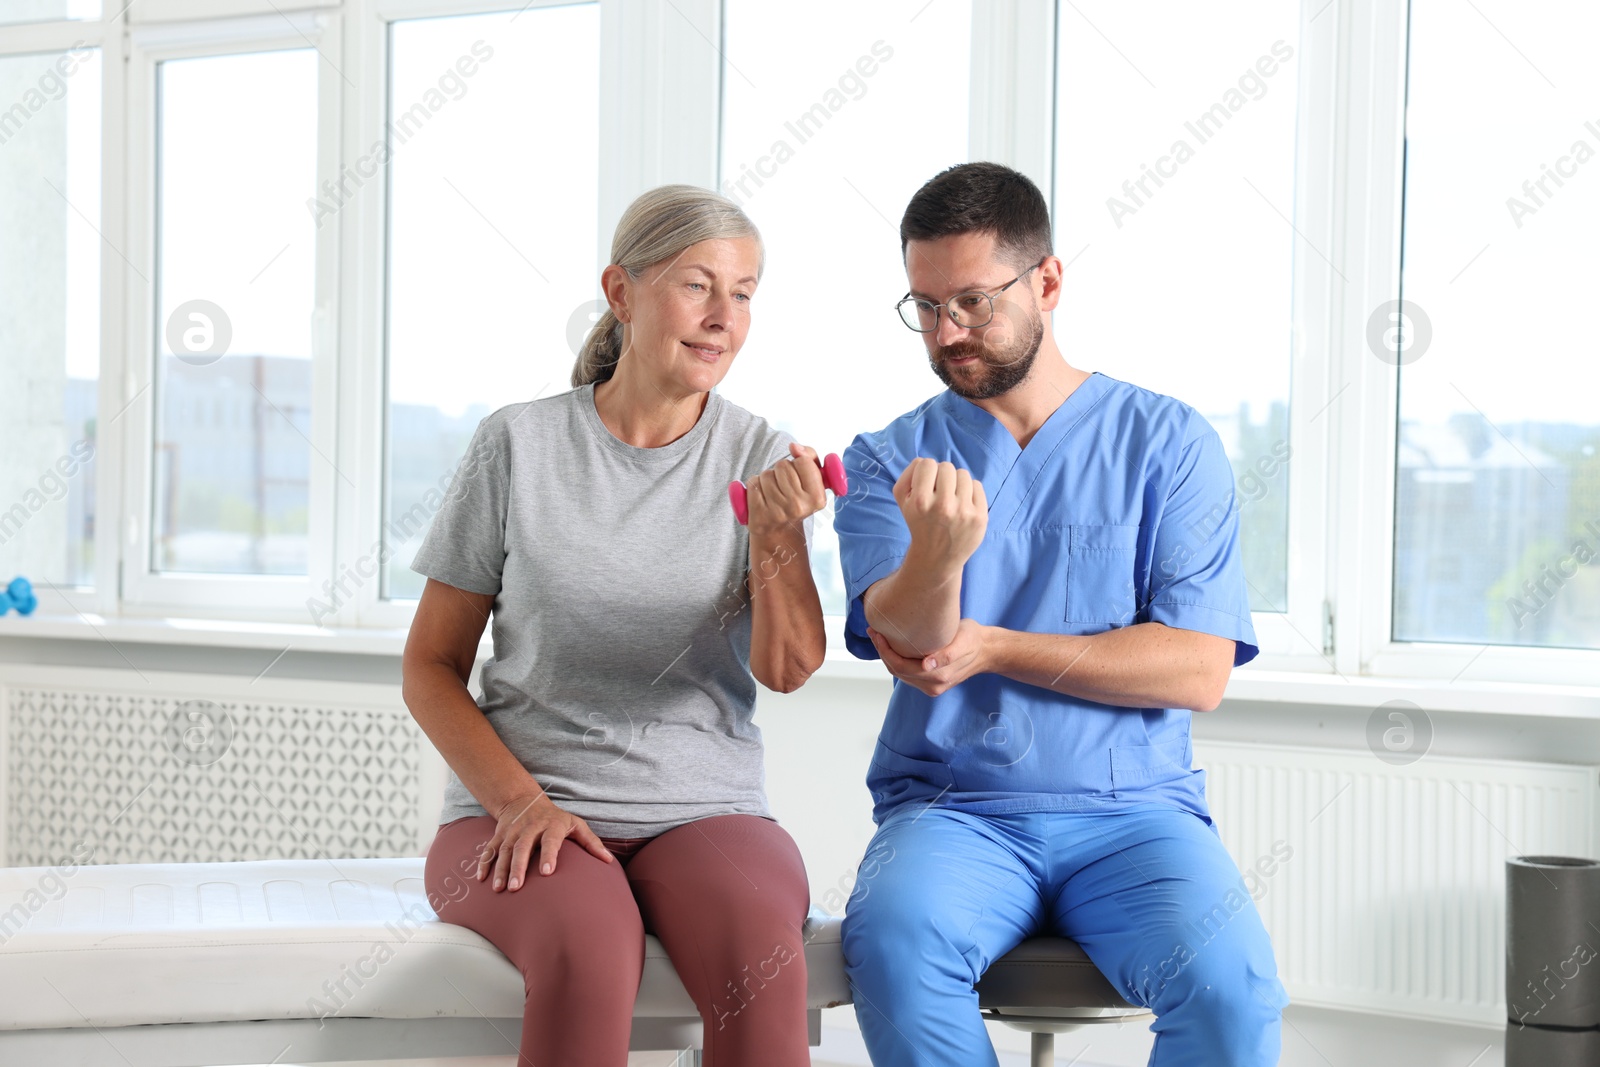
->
[728,453,849,525]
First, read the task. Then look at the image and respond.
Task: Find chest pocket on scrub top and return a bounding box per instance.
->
[1064,523,1141,628]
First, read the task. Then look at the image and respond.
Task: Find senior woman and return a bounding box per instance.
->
[403,185,827,1067]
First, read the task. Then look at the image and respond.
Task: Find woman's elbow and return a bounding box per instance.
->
[755,646,825,694]
[758,671,801,694]
[756,665,809,695]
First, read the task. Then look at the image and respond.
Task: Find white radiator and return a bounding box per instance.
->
[1196,739,1600,1025]
[0,665,447,868]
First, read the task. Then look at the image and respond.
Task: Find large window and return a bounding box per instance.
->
[0,0,1593,687]
[1395,1,1600,651]
[0,43,100,592]
[1053,0,1300,614]
[153,49,318,576]
[718,0,974,616]
[383,3,600,602]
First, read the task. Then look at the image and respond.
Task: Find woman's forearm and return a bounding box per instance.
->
[402,660,545,817]
[747,523,825,692]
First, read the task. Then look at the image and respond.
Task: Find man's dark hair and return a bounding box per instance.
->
[900,162,1053,271]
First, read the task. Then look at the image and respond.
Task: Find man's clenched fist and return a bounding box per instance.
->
[893,458,988,569]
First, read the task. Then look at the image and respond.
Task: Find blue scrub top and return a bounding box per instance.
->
[835,371,1259,826]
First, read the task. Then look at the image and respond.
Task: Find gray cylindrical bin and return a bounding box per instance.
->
[1506,855,1600,1065]
[1505,1021,1600,1066]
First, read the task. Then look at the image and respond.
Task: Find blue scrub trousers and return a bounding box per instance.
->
[841,804,1289,1067]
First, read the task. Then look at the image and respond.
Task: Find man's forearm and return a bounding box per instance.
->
[862,543,964,659]
[985,622,1233,712]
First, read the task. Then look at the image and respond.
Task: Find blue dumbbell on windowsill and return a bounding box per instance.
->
[0,577,37,616]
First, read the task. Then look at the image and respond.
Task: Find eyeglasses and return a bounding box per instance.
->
[895,258,1047,333]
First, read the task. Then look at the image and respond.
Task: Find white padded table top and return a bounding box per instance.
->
[0,857,849,1031]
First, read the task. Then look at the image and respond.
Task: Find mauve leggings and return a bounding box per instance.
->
[423,812,812,1067]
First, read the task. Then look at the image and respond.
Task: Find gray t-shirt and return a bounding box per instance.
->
[409,382,812,838]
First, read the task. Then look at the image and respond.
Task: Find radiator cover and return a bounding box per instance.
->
[1197,739,1600,1025]
[1,667,442,867]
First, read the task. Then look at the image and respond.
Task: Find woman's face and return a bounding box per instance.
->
[610,236,762,394]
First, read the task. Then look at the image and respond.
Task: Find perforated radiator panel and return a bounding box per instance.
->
[5,683,426,866]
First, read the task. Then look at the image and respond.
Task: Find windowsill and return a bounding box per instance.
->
[0,611,1596,716]
[0,611,422,657]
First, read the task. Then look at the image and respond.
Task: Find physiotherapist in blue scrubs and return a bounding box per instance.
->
[835,162,1289,1067]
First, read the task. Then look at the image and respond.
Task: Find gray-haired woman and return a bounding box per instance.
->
[404,185,826,1066]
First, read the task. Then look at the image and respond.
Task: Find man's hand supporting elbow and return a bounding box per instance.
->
[868,611,1233,713]
[858,456,1234,713]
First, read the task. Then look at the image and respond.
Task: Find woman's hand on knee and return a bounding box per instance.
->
[478,790,614,890]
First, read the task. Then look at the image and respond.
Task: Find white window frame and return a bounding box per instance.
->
[0,15,107,54]
[127,0,333,21]
[118,8,342,618]
[1331,0,1412,684]
[1256,0,1342,669]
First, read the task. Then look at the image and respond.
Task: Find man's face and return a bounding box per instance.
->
[904,231,1045,401]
